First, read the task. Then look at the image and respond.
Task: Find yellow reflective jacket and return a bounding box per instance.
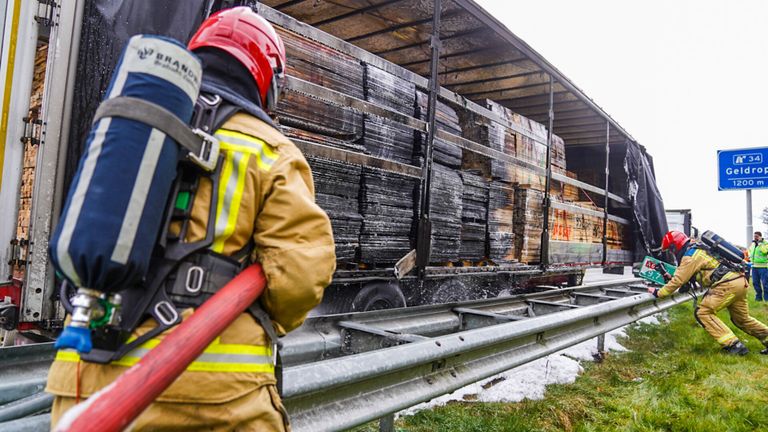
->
[46,113,336,403]
[749,240,768,267]
[658,247,741,298]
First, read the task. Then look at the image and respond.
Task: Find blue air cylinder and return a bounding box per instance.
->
[49,35,202,293]
[700,230,746,264]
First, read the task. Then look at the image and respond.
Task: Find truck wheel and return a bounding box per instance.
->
[351,281,406,312]
[430,279,471,304]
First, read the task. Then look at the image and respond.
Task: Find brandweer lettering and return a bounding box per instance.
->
[155,52,200,87]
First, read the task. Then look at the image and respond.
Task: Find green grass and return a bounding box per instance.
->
[354,295,768,432]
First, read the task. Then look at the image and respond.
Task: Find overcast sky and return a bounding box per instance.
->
[476,0,768,247]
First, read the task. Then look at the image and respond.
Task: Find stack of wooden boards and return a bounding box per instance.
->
[13,44,48,279]
[273,25,632,267]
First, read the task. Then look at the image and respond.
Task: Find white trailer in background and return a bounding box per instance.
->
[665,209,696,239]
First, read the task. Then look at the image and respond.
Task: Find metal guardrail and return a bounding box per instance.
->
[281,284,696,431]
[0,343,55,431]
[0,343,55,404]
[0,279,695,432]
[280,278,644,366]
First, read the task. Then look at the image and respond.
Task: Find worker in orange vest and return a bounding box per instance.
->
[47,8,336,431]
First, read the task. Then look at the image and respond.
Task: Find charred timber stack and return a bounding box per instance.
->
[359,64,418,264]
[275,28,364,150]
[459,171,489,261]
[270,23,633,269]
[276,27,365,263]
[414,91,463,169]
[412,92,464,262]
[359,168,417,264]
[307,158,363,264]
[362,65,416,164]
[418,164,463,262]
[487,182,516,263]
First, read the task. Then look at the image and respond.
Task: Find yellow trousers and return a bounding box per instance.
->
[695,277,768,347]
[50,384,289,432]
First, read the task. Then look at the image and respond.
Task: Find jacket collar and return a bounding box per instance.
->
[201,79,278,130]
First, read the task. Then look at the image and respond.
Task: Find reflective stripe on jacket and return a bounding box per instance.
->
[46,113,336,404]
[55,336,275,373]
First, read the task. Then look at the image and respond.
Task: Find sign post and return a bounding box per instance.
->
[747,189,752,246]
[717,147,768,245]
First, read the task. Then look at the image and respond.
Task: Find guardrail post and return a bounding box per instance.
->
[596,333,606,360]
[379,413,395,432]
[540,74,554,269]
[416,0,442,279]
[601,120,610,265]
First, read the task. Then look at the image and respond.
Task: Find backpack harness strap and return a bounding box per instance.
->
[93,96,220,172]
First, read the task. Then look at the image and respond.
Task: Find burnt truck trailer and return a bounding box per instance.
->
[0,0,667,332]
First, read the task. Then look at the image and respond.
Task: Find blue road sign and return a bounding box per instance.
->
[718,147,768,190]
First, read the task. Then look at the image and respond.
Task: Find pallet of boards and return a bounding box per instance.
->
[514,187,544,264]
[274,26,364,150]
[488,181,516,264]
[361,64,416,164]
[457,100,566,189]
[550,207,605,244]
[550,171,581,202]
[415,164,463,263]
[460,171,489,261]
[359,168,417,264]
[307,157,363,264]
[548,241,603,264]
[514,188,633,264]
[414,91,463,169]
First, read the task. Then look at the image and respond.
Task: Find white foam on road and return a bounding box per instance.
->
[400,314,664,416]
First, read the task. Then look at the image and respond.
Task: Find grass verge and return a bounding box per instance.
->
[356,296,768,432]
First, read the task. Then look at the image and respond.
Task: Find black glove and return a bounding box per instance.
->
[658,266,672,282]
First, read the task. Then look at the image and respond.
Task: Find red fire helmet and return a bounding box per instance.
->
[188,7,286,111]
[661,230,689,253]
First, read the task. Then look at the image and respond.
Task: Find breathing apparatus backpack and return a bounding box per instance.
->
[698,230,750,284]
[50,35,242,362]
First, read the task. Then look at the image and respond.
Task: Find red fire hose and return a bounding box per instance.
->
[54,264,267,432]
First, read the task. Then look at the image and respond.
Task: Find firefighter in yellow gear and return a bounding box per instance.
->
[649,230,768,355]
[46,8,335,431]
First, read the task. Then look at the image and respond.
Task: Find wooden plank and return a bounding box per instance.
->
[439,61,542,87]
[394,249,418,279]
[554,123,612,135]
[438,56,535,76]
[311,0,406,27]
[373,26,488,56]
[403,45,516,72]
[551,116,606,129]
[513,102,592,117]
[284,76,427,131]
[468,85,567,103]
[453,72,552,97]
[293,138,422,178]
[523,109,598,122]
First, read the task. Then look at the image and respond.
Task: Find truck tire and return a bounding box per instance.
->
[351,281,406,312]
[430,279,471,304]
